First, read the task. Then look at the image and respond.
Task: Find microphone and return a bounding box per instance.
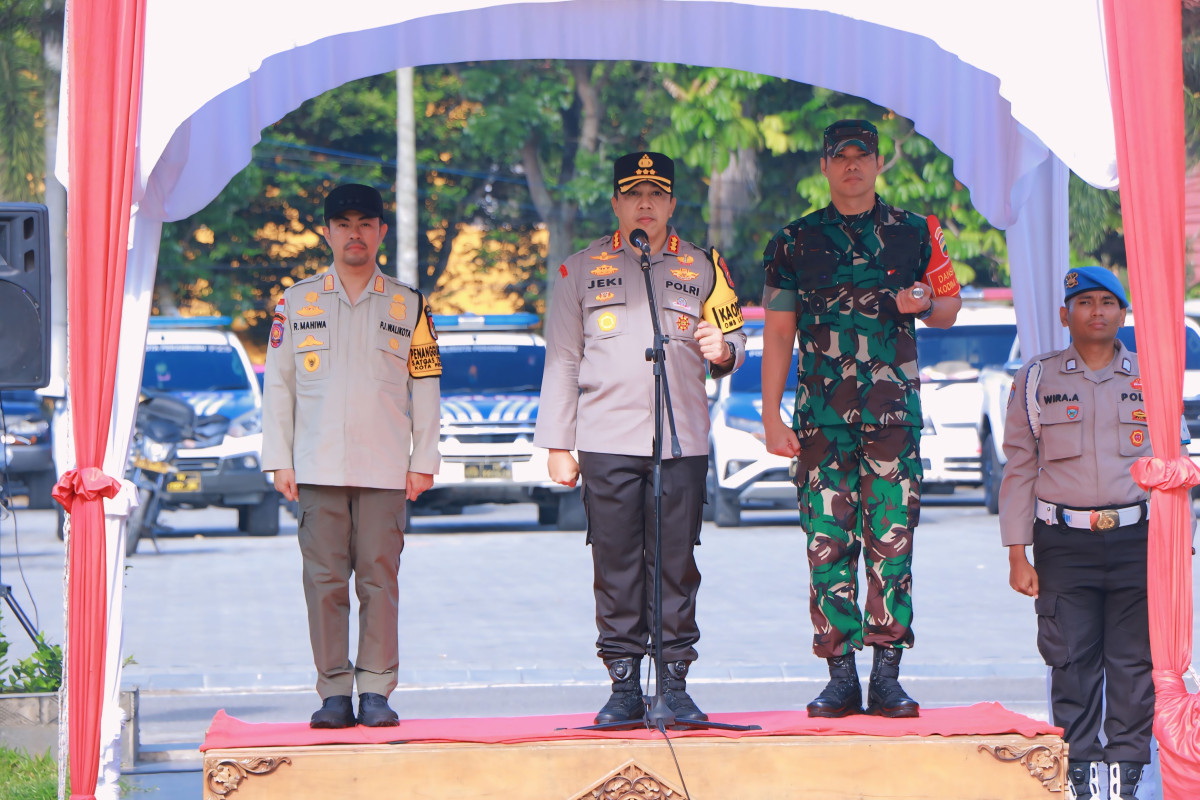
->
[629,228,651,255]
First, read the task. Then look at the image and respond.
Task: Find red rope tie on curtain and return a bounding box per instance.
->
[51,467,124,510]
[1130,456,1200,492]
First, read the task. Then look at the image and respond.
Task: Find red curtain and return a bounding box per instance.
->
[1105,1,1200,796]
[50,1,147,798]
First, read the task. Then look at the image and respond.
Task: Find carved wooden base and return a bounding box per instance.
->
[202,732,1065,799]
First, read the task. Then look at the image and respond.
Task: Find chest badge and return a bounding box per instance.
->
[677,253,694,265]
[298,334,324,348]
[1131,378,1143,390]
[269,319,284,348]
[389,337,400,351]
[1065,406,1080,420]
[303,352,321,373]
[297,291,325,317]
[390,294,407,321]
[590,252,619,262]
[1132,409,1147,422]
[1130,429,1145,447]
[597,312,617,332]
[595,291,614,302]
[591,264,619,276]
[671,267,699,281]
[675,315,691,333]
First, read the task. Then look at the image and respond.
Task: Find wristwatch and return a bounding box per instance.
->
[725,341,737,364]
[916,298,935,321]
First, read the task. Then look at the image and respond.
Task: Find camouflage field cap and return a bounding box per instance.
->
[824,119,879,158]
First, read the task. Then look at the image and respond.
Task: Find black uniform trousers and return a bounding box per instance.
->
[1032,518,1153,764]
[578,451,707,663]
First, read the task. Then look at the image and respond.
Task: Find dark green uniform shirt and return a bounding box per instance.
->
[762,195,943,429]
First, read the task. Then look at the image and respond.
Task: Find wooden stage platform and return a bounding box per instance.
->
[200,704,1067,799]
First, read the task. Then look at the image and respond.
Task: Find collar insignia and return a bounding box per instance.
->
[611,231,622,251]
[1122,358,1132,372]
[373,276,385,293]
[1065,358,1076,370]
[667,235,679,254]
[323,274,335,292]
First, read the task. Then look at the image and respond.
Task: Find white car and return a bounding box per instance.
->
[977,313,1200,513]
[141,318,280,535]
[418,313,585,529]
[917,305,1018,495]
[706,327,798,527]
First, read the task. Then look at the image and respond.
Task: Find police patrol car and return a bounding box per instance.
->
[140,317,280,535]
[417,313,585,529]
[706,317,799,527]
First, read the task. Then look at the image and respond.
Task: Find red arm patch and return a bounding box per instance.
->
[924,215,960,298]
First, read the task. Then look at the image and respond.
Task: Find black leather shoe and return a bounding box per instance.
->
[663,661,708,722]
[310,695,355,729]
[357,692,400,727]
[595,657,646,724]
[866,646,919,718]
[807,653,862,718]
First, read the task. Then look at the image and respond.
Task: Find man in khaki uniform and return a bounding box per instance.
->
[536,152,746,725]
[262,183,442,729]
[1000,267,1183,800]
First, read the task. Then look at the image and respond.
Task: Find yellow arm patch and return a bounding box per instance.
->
[408,295,442,378]
[702,247,744,333]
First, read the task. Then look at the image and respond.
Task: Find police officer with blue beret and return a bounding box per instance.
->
[999,266,1185,800]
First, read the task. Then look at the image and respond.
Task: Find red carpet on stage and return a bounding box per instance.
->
[200,703,1061,751]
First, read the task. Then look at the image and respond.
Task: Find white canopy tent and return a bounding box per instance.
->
[59,2,1194,798]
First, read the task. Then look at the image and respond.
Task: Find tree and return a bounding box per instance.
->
[0,1,63,203]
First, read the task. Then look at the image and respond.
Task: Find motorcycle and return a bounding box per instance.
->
[125,391,228,556]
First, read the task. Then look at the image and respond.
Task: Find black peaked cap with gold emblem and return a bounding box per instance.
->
[614,152,674,195]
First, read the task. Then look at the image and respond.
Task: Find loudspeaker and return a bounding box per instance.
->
[0,204,50,390]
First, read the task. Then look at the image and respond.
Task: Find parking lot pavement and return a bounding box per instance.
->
[2,494,1195,791]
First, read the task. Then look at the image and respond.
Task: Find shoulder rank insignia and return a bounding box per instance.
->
[323,274,335,292]
[297,291,325,317]
[590,251,620,262]
[671,267,699,281]
[591,264,619,276]
[374,275,385,293]
[667,235,679,254]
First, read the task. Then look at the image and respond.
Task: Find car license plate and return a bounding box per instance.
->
[133,456,172,474]
[166,472,202,493]
[464,462,512,480]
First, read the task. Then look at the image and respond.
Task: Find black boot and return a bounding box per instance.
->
[1108,762,1143,800]
[806,652,862,718]
[594,657,645,724]
[663,661,708,722]
[866,646,919,718]
[1066,761,1101,800]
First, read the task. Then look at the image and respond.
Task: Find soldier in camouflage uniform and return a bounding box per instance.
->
[760,120,962,719]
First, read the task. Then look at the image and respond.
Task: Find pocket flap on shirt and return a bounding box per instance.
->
[582,282,626,308]
[1118,402,1149,425]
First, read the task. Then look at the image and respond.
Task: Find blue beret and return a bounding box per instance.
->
[1063,266,1128,308]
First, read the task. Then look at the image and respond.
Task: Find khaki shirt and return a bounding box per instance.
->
[535,229,746,457]
[998,341,1153,545]
[261,267,442,489]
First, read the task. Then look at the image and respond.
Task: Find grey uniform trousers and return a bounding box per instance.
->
[1032,518,1153,764]
[297,484,407,699]
[578,451,707,663]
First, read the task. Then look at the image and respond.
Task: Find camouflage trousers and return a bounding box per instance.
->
[794,423,921,658]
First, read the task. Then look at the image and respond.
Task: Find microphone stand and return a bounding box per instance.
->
[579,233,759,734]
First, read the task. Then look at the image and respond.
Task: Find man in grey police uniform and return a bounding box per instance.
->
[1000,267,1183,800]
[262,183,443,729]
[536,152,746,725]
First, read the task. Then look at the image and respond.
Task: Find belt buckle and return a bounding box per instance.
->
[1089,509,1120,531]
